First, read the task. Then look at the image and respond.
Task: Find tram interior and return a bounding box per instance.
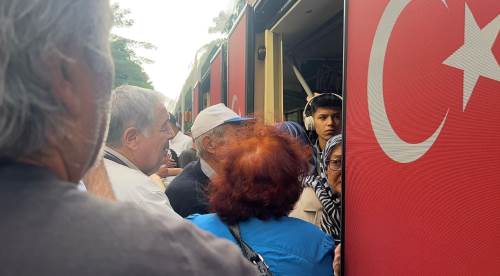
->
[273,0,344,123]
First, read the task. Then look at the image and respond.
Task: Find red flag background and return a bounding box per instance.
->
[344,0,500,274]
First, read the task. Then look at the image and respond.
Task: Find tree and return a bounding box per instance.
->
[208,0,246,34]
[111,3,155,89]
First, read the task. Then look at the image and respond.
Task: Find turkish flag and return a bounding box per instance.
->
[344,0,500,275]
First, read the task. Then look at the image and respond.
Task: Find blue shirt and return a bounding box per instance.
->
[188,214,334,276]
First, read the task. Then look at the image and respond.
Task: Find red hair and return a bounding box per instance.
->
[209,125,310,225]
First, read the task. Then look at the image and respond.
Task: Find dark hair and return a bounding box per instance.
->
[209,125,310,225]
[311,93,342,114]
[168,112,179,129]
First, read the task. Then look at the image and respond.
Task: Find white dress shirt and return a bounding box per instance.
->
[169,131,193,156]
[104,147,180,219]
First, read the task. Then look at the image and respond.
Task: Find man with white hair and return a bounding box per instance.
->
[104,85,179,217]
[0,1,257,275]
[166,103,252,217]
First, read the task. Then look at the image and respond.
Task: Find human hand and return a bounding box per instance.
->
[156,165,170,178]
[333,244,341,276]
[165,157,177,168]
[164,151,177,168]
[156,165,182,178]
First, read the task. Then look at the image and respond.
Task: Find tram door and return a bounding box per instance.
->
[344,0,500,275]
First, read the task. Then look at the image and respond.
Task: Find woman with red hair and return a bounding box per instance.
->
[188,126,334,275]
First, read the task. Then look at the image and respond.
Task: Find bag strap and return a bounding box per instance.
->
[228,225,257,262]
[227,224,272,275]
[103,150,129,168]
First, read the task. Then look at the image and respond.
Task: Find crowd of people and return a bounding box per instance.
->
[0,0,343,275]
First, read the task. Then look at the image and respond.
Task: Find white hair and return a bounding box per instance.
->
[106,85,166,147]
[0,0,114,159]
[194,124,226,160]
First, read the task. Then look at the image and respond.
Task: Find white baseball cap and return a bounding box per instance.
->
[191,103,253,139]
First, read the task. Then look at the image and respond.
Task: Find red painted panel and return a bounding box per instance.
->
[192,82,200,118]
[227,12,247,115]
[345,0,500,275]
[210,51,223,105]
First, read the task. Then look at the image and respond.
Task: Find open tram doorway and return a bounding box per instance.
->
[265,0,344,124]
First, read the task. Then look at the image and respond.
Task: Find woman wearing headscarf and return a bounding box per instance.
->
[323,135,342,195]
[275,121,315,172]
[275,122,323,228]
[290,133,343,240]
[322,135,343,276]
[275,121,312,146]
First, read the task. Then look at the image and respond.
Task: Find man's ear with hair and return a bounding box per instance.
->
[122,127,141,151]
[202,135,218,155]
[49,56,81,118]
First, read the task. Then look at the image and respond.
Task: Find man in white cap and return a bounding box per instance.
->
[166,103,252,217]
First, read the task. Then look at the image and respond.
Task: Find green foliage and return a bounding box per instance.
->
[111,3,133,28]
[208,0,246,34]
[111,36,154,89]
[111,4,154,89]
[208,11,231,34]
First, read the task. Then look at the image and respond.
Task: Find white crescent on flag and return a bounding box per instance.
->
[367,0,450,163]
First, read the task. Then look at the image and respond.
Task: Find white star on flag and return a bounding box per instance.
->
[443,4,500,111]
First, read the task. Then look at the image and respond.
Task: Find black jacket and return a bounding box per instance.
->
[166,160,210,217]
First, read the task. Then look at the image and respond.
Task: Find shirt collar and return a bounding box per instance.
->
[104,146,141,171]
[199,158,215,179]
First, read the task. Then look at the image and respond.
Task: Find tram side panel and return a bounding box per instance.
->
[344,0,500,275]
[227,11,248,116]
[210,50,224,106]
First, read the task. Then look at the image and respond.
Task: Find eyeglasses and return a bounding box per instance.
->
[326,159,342,171]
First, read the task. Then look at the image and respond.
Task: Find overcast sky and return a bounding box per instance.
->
[112,0,233,102]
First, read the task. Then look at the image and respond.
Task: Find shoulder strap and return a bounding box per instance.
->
[103,150,129,168]
[227,224,272,275]
[228,225,254,260]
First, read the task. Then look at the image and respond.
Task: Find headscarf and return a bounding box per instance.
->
[275,121,315,174]
[302,134,342,239]
[322,134,342,170]
[275,121,311,146]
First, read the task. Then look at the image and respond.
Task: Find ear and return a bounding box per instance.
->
[202,136,217,155]
[49,57,81,117]
[122,127,141,150]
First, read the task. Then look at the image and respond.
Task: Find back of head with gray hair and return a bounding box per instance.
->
[106,85,166,147]
[0,0,114,159]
